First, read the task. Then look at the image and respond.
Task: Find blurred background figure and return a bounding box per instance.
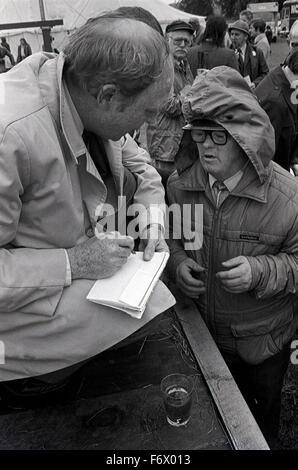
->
[188,15,239,77]
[146,20,194,187]
[255,49,298,175]
[1,36,11,52]
[239,9,253,27]
[265,25,273,45]
[250,19,271,63]
[17,38,32,63]
[229,20,268,90]
[0,43,15,73]
[288,20,298,51]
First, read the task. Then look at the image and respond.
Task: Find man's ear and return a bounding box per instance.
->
[96,84,119,104]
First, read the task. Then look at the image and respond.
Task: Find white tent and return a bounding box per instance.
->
[0,0,205,58]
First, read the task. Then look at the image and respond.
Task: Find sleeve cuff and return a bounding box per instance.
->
[64,249,72,286]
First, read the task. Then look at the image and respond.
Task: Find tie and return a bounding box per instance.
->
[213,180,227,207]
[237,48,244,76]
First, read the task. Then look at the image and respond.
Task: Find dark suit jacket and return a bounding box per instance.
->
[188,43,239,77]
[255,66,298,171]
[237,42,268,87]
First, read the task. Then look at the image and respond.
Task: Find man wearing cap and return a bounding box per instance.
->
[167,66,298,445]
[229,19,268,89]
[146,20,194,186]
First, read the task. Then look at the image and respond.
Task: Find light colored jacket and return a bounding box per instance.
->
[254,33,270,63]
[0,52,174,380]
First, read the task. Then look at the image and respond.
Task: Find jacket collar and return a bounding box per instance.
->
[172,159,273,203]
[270,66,297,112]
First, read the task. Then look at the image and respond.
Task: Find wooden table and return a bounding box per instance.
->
[0,302,269,450]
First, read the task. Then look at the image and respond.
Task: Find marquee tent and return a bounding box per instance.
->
[0,0,205,57]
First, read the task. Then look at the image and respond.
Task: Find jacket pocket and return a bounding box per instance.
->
[231,307,294,365]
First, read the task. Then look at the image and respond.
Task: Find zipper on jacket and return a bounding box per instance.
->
[206,199,226,340]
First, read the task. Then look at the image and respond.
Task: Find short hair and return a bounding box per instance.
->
[113,6,164,36]
[63,13,169,97]
[201,15,228,47]
[288,49,298,74]
[240,10,253,23]
[252,19,266,33]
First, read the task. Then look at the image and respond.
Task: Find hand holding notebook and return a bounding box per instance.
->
[86,251,170,318]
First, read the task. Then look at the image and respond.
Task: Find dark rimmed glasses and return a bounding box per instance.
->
[191,129,229,145]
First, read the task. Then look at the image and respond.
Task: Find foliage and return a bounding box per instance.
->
[176,0,286,19]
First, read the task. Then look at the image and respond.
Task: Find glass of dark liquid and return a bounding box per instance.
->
[160,373,194,427]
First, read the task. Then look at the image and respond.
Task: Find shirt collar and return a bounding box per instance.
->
[57,52,86,161]
[209,166,245,193]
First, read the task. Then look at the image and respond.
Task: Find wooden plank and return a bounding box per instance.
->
[174,296,270,450]
[0,310,231,450]
[0,20,63,30]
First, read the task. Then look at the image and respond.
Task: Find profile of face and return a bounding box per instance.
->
[93,56,174,141]
[250,26,258,39]
[167,29,193,61]
[229,29,248,49]
[191,126,247,180]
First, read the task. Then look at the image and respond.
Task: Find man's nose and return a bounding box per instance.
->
[203,135,213,148]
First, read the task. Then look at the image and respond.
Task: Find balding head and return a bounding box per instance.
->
[63,15,169,97]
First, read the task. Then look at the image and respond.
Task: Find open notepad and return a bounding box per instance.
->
[86,251,170,319]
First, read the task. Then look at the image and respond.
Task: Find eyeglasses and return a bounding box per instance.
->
[169,36,192,47]
[191,129,229,145]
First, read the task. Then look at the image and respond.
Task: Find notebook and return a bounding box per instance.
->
[86,251,170,319]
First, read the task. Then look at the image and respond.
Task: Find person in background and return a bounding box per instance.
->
[0,44,15,73]
[229,20,268,90]
[250,19,271,63]
[265,25,273,45]
[146,20,194,186]
[1,37,11,52]
[255,49,298,174]
[187,15,239,77]
[239,9,253,27]
[17,38,32,63]
[167,66,298,446]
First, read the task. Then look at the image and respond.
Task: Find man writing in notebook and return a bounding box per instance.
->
[167,67,298,446]
[0,11,174,400]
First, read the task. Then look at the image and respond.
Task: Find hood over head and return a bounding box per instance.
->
[182,66,275,183]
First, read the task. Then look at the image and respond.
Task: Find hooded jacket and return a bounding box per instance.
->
[167,66,298,365]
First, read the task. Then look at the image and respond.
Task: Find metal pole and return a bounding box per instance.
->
[38,0,52,52]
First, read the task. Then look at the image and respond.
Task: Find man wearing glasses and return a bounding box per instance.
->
[146,20,194,186]
[167,66,298,447]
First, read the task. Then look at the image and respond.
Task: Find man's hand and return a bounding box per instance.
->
[67,231,134,280]
[138,224,169,261]
[216,256,252,293]
[176,258,205,298]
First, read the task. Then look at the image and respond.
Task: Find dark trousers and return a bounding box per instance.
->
[221,344,291,446]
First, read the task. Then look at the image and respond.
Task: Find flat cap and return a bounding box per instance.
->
[166,20,194,34]
[228,20,250,35]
